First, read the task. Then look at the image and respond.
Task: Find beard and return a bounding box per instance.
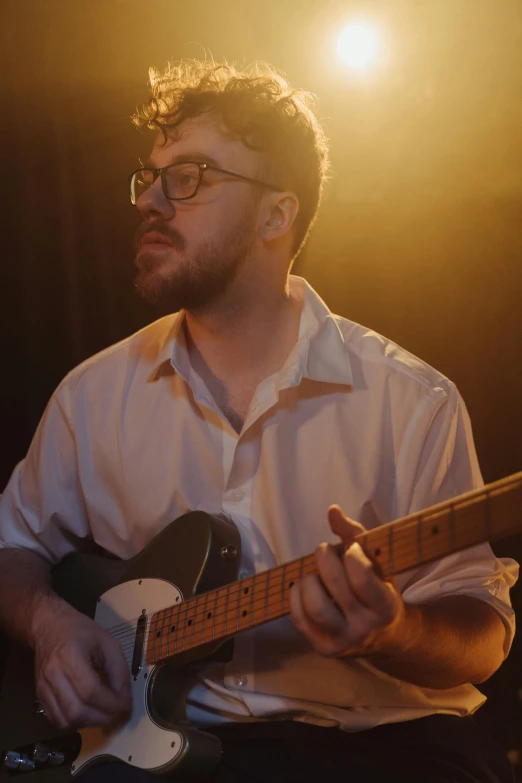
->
[133,206,257,313]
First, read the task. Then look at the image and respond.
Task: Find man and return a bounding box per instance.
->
[0,60,517,782]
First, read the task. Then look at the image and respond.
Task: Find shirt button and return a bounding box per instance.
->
[234,675,248,687]
[233,490,244,502]
[239,570,249,580]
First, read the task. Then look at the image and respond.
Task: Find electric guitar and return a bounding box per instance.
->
[1,471,521,780]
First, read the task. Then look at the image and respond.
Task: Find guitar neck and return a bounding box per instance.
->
[147,471,522,666]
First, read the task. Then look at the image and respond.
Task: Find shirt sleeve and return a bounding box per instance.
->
[394,381,518,659]
[0,382,92,565]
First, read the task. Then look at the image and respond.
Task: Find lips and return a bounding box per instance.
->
[140,232,172,247]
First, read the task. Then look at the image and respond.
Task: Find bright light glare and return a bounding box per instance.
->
[336,25,377,68]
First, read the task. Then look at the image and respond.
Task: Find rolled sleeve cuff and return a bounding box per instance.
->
[398,544,518,659]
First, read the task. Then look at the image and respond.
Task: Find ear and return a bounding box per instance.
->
[259,192,300,242]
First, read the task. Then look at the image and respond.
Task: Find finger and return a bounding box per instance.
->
[294,573,347,636]
[47,639,130,720]
[315,542,359,616]
[328,505,366,543]
[343,543,398,622]
[91,641,132,710]
[42,665,120,729]
[36,682,68,730]
[71,647,130,717]
[289,580,346,656]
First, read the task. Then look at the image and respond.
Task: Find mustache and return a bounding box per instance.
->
[134,219,185,252]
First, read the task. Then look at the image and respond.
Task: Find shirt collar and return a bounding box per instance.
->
[289,276,353,388]
[156,276,353,389]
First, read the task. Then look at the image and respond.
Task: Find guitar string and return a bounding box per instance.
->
[103,506,522,655]
[108,498,522,648]
[104,503,522,645]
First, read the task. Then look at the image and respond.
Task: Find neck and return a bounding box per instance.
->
[184,271,301,379]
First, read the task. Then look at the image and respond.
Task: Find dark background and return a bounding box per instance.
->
[1,0,521,767]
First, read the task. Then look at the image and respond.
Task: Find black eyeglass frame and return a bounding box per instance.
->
[129,161,286,205]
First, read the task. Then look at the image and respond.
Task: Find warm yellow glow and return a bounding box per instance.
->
[336,24,377,68]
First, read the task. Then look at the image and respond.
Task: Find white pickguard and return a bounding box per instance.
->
[72,578,184,776]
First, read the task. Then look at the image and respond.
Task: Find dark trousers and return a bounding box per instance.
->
[80,715,514,783]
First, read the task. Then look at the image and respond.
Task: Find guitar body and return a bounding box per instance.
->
[0,511,241,780]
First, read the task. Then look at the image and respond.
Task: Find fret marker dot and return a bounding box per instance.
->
[207,612,212,619]
[156,631,161,638]
[171,625,176,633]
[289,581,294,588]
[242,610,247,617]
[188,619,192,626]
[432,526,439,535]
[243,587,249,594]
[374,549,381,557]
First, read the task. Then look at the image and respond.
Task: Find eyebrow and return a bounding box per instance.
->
[141,152,222,169]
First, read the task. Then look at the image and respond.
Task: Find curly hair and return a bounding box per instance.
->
[132,59,330,262]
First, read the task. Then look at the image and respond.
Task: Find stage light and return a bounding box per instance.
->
[336,24,377,68]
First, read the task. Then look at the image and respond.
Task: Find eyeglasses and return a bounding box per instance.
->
[129,160,285,205]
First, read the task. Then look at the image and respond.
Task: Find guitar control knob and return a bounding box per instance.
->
[221,545,237,559]
[18,754,36,772]
[48,751,65,766]
[3,750,22,770]
[3,751,35,772]
[32,743,50,763]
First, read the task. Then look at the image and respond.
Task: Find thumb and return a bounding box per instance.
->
[327,505,366,543]
[93,638,131,707]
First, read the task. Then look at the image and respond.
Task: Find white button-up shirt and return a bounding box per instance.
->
[0,276,517,731]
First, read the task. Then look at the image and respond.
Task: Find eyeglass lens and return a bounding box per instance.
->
[131,163,201,204]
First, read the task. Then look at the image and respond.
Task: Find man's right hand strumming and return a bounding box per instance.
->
[32,604,132,730]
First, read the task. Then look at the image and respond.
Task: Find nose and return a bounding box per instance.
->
[135,178,175,221]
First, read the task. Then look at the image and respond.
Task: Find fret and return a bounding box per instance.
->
[201,593,209,644]
[161,607,168,658]
[265,569,270,622]
[281,563,287,614]
[484,489,492,540]
[213,583,230,638]
[449,504,456,551]
[149,613,157,661]
[225,584,231,637]
[238,577,252,631]
[399,519,421,572]
[235,581,240,632]
[191,595,199,650]
[210,588,217,642]
[250,571,255,627]
[159,609,168,657]
[454,499,485,550]
[181,599,191,652]
[388,526,394,572]
[226,583,239,634]
[169,604,179,656]
[417,515,423,562]
[420,508,451,563]
[265,567,280,622]
[363,529,389,576]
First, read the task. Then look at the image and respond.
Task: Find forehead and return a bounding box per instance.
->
[148,116,262,173]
